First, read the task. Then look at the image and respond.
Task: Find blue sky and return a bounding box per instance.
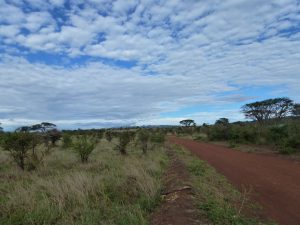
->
[0,0,300,130]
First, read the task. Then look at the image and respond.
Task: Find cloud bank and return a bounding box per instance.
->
[0,0,300,129]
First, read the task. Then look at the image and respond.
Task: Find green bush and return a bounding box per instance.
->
[137,130,150,154]
[150,132,165,144]
[116,132,132,155]
[62,133,72,149]
[73,135,96,163]
[2,132,38,170]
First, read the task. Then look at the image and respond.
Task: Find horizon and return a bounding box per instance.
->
[1,0,300,131]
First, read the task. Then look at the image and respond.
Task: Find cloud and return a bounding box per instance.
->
[0,0,299,130]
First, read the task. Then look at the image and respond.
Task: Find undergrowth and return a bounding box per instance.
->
[0,138,168,225]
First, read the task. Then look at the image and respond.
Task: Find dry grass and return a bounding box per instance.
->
[0,137,168,225]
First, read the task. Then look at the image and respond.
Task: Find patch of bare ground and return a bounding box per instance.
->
[170,136,300,225]
[150,145,209,225]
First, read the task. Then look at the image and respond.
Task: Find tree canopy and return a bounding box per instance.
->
[179,119,196,127]
[241,97,294,122]
[215,118,229,126]
[293,103,300,116]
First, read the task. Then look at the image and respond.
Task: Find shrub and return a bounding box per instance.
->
[116,132,131,155]
[73,135,96,163]
[105,131,113,142]
[47,129,62,145]
[137,130,150,154]
[62,133,72,149]
[2,132,36,170]
[150,132,165,144]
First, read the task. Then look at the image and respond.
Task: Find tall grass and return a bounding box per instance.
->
[0,138,168,225]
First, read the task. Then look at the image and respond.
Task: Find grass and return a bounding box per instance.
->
[0,137,168,225]
[173,144,277,225]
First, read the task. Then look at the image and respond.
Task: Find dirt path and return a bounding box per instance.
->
[169,136,300,225]
[150,145,208,225]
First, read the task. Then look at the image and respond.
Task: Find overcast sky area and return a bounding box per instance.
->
[0,0,300,130]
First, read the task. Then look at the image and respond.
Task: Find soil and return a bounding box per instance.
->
[149,145,209,225]
[169,136,300,225]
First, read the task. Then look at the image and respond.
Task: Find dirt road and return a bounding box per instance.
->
[150,145,206,225]
[169,136,300,225]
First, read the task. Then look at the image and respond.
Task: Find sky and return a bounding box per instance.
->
[0,0,300,130]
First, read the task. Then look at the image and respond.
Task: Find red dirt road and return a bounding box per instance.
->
[169,136,300,225]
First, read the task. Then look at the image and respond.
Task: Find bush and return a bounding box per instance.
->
[150,132,165,144]
[2,132,37,170]
[62,133,72,149]
[105,131,113,142]
[73,136,96,163]
[137,130,150,154]
[116,132,132,155]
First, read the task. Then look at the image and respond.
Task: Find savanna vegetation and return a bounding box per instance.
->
[175,97,300,155]
[0,125,168,225]
[0,96,298,225]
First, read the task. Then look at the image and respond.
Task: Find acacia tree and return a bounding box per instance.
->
[293,104,300,116]
[241,97,294,122]
[215,118,229,126]
[179,119,196,127]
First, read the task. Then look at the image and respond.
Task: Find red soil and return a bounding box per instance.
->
[150,146,207,225]
[169,136,300,225]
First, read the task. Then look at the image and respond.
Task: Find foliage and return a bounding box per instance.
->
[0,135,167,225]
[241,97,294,122]
[137,129,150,154]
[62,133,72,149]
[179,119,196,127]
[105,131,113,142]
[215,118,229,126]
[150,131,165,144]
[293,103,300,116]
[47,129,62,145]
[116,132,132,155]
[2,132,37,170]
[73,135,96,163]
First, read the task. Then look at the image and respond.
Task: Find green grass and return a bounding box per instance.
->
[0,138,168,225]
[173,144,277,225]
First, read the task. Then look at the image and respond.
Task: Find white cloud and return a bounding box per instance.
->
[0,0,300,129]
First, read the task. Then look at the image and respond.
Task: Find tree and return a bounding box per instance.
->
[241,97,294,122]
[30,122,56,132]
[215,118,229,126]
[179,119,196,127]
[0,123,3,132]
[15,126,31,132]
[293,104,300,116]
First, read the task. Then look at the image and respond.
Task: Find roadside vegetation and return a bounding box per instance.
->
[0,127,168,225]
[173,144,277,225]
[175,97,300,155]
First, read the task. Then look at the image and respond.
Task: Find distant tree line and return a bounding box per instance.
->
[176,97,300,155]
